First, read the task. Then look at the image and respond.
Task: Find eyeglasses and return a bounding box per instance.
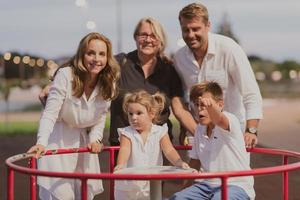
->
[136,33,158,41]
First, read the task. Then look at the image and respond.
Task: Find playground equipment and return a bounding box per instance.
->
[6,146,300,200]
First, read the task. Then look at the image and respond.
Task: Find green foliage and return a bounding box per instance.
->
[0,121,38,135]
[0,116,111,136]
[276,60,300,80]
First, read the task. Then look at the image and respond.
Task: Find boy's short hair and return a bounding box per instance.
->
[190,81,223,102]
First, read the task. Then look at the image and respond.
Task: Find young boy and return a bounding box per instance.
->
[170,81,255,200]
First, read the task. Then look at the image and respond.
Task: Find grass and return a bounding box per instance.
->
[0,117,112,136]
[0,115,179,136]
[0,121,39,135]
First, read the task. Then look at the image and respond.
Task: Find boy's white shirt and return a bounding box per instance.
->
[190,111,255,199]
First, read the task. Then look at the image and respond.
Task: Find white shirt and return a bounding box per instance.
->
[174,33,263,129]
[190,112,255,199]
[37,67,110,199]
[115,124,167,193]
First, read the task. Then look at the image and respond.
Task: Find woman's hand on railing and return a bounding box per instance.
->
[88,141,103,154]
[27,144,46,159]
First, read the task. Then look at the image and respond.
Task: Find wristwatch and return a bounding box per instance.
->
[246,127,258,136]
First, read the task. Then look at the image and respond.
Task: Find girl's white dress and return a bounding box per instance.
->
[37,67,110,200]
[114,124,168,200]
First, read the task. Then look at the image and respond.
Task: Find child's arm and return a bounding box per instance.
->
[114,134,131,171]
[182,158,201,188]
[160,134,189,169]
[201,97,229,131]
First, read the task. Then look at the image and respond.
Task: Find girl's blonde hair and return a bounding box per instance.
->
[59,32,120,100]
[123,90,165,124]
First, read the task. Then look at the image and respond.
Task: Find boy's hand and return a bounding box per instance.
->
[198,96,216,108]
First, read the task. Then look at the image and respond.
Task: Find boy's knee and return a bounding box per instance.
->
[169,192,186,200]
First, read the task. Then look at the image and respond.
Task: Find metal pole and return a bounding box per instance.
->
[81,178,88,200]
[110,148,115,200]
[29,157,37,200]
[116,0,122,53]
[221,177,228,200]
[7,167,14,200]
[283,155,289,200]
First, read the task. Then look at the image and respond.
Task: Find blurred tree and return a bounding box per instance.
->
[276,60,300,80]
[217,12,239,43]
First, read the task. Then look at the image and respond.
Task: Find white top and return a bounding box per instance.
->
[114,124,167,192]
[37,67,110,199]
[190,112,255,199]
[174,32,263,129]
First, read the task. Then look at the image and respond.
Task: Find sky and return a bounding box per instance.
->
[1,0,300,62]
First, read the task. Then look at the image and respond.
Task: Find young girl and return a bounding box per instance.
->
[114,90,189,200]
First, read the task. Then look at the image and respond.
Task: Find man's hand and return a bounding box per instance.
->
[39,85,51,107]
[244,132,258,148]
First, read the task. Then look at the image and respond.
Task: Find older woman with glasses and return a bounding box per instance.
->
[109,17,197,147]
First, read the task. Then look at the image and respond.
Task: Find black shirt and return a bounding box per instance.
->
[109,50,184,145]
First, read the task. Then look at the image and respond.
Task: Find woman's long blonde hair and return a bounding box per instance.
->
[61,32,120,100]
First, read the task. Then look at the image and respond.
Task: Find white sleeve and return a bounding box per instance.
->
[219,112,243,138]
[117,127,132,141]
[228,43,263,120]
[89,112,107,143]
[159,123,168,140]
[36,69,68,146]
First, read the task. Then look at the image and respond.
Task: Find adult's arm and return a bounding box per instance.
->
[36,69,68,147]
[171,97,197,135]
[228,42,263,146]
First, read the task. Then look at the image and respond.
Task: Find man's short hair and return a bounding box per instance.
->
[179,3,209,25]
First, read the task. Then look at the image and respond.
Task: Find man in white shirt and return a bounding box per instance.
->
[174,2,263,148]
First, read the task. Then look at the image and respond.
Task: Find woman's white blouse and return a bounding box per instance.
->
[37,67,110,146]
[36,67,110,199]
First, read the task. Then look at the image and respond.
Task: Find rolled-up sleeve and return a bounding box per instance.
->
[228,43,263,120]
[37,69,68,146]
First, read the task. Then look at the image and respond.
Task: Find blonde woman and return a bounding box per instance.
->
[27,32,120,200]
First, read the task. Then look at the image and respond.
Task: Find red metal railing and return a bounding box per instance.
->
[5,146,300,200]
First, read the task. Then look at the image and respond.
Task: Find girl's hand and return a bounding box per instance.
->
[88,141,103,153]
[114,164,124,172]
[175,159,190,169]
[180,162,190,169]
[27,144,45,158]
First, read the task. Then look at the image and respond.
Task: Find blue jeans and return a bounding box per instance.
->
[169,182,250,200]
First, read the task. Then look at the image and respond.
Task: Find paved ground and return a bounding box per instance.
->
[1,98,300,199]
